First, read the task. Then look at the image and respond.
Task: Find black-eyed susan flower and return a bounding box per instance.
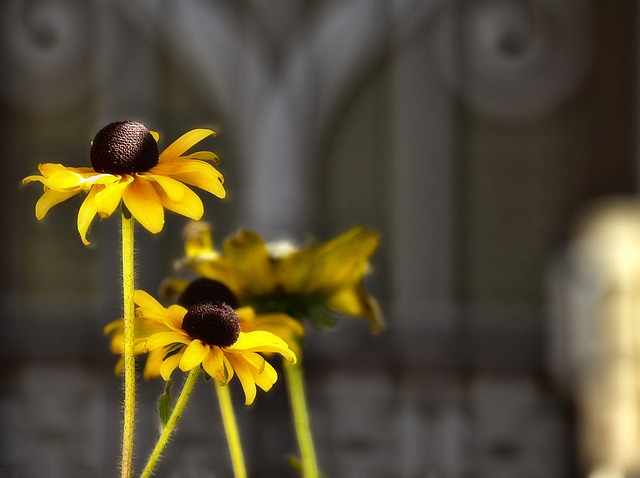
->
[130,290,296,405]
[164,222,384,334]
[168,277,305,358]
[22,121,225,245]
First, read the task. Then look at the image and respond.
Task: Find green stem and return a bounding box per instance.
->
[215,382,247,478]
[121,207,136,478]
[285,361,319,478]
[141,368,200,478]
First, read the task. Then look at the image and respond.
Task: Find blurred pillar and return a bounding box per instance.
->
[550,197,640,477]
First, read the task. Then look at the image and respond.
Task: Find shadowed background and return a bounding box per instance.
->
[0,1,638,477]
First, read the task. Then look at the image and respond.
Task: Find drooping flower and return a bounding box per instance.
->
[112,290,297,405]
[162,222,384,335]
[23,121,226,245]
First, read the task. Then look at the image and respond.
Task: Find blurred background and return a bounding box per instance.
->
[1,0,638,477]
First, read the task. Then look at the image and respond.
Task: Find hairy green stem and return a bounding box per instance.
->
[285,361,319,478]
[141,368,200,478]
[215,382,247,478]
[120,208,136,478]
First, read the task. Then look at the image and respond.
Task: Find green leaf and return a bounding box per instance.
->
[158,380,173,429]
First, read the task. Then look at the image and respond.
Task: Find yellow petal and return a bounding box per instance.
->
[34,189,81,219]
[146,331,189,350]
[94,177,132,217]
[77,187,99,245]
[182,221,216,257]
[202,346,226,382]
[143,349,165,379]
[284,227,380,293]
[134,289,164,309]
[159,129,216,162]
[326,286,385,332]
[222,231,275,294]
[154,181,204,220]
[151,160,225,198]
[186,151,220,164]
[122,177,164,234]
[229,331,297,363]
[227,354,257,405]
[150,130,160,143]
[141,173,186,203]
[160,353,183,381]
[253,360,278,392]
[179,339,210,371]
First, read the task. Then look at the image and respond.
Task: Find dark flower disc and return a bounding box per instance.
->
[90,121,159,174]
[182,301,240,347]
[178,278,240,309]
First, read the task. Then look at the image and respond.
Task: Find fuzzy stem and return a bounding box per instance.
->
[141,368,200,478]
[215,382,247,478]
[285,361,319,478]
[121,207,136,478]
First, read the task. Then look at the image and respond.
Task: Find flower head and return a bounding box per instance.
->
[163,222,384,335]
[23,121,226,245]
[108,290,296,405]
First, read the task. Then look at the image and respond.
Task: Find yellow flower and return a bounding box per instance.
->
[160,275,305,357]
[165,222,385,334]
[23,121,226,245]
[128,290,296,405]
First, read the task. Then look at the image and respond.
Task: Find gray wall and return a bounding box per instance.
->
[1,1,636,477]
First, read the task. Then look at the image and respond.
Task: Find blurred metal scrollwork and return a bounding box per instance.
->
[435,0,592,118]
[0,0,103,110]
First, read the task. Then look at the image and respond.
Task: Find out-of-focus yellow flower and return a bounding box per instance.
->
[108,290,297,405]
[23,121,225,245]
[164,222,384,334]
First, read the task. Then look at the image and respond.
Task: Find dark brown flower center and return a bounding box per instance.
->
[181,301,240,347]
[90,121,159,174]
[178,278,240,309]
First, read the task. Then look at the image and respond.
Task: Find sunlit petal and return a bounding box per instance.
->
[227,354,257,405]
[77,187,99,245]
[151,160,225,198]
[253,360,278,392]
[34,189,80,220]
[179,339,210,371]
[141,173,186,203]
[154,182,204,220]
[159,129,216,162]
[94,177,132,217]
[202,346,225,382]
[160,353,183,381]
[146,331,189,350]
[185,151,220,164]
[122,177,164,234]
[229,331,296,363]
